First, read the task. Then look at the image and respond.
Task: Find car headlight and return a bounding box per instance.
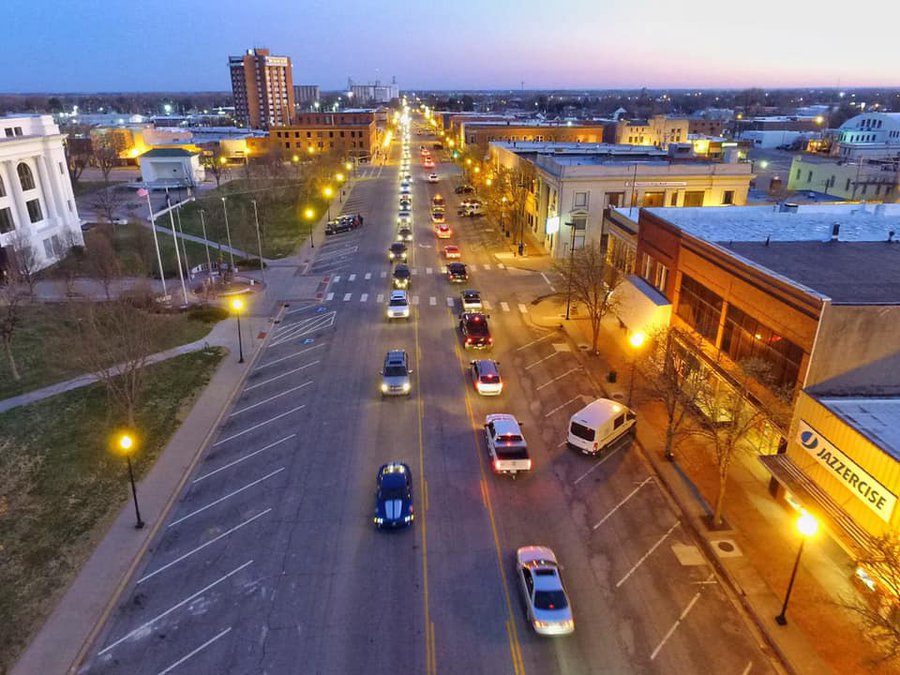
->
[381,384,388,392]
[402,382,410,391]
[404,515,413,522]
[374,517,384,524]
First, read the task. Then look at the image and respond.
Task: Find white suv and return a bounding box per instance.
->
[386,290,410,319]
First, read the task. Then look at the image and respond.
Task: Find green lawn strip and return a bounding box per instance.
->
[0,304,224,400]
[0,348,224,671]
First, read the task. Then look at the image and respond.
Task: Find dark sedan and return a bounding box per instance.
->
[374,462,414,529]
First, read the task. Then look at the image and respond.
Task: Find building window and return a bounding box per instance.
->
[654,264,669,293]
[722,190,735,205]
[846,178,852,191]
[796,168,801,179]
[26,199,43,223]
[0,207,14,233]
[676,274,723,342]
[18,163,36,191]
[641,254,652,281]
[43,238,54,258]
[14,127,22,136]
[684,191,704,207]
[574,191,588,208]
[67,199,73,212]
[806,171,812,183]
[670,192,678,206]
[4,128,12,138]
[607,192,625,208]
[59,161,65,175]
[720,304,803,389]
[642,191,665,207]
[0,176,5,197]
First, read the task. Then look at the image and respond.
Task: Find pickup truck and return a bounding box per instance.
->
[484,414,532,478]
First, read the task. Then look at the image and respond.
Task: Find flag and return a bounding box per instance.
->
[137,188,149,197]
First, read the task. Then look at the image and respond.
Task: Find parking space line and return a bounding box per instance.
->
[381,271,387,278]
[412,268,418,275]
[573,443,626,484]
[377,293,384,303]
[169,469,285,528]
[361,293,368,302]
[230,381,313,416]
[500,302,510,312]
[157,627,233,675]
[483,300,492,310]
[616,521,680,588]
[544,396,583,418]
[426,267,433,275]
[592,477,653,530]
[194,435,295,483]
[254,344,324,372]
[213,406,306,446]
[98,561,253,656]
[650,573,713,661]
[446,297,454,307]
[365,272,372,280]
[139,509,271,584]
[245,362,318,391]
[429,296,436,305]
[349,274,356,281]
[343,293,352,301]
[525,351,559,370]
[412,295,420,305]
[516,332,556,351]
[536,367,581,390]
[325,292,334,301]
[333,275,341,282]
[518,303,528,314]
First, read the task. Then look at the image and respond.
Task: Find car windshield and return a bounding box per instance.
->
[467,322,488,336]
[384,365,408,377]
[534,590,568,611]
[498,434,523,443]
[379,487,408,501]
[394,269,409,279]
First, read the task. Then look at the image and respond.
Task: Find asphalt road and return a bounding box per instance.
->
[81,121,775,675]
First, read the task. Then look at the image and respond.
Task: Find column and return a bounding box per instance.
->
[36,154,64,224]
[3,160,31,230]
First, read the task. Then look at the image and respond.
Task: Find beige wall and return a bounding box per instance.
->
[787,156,899,201]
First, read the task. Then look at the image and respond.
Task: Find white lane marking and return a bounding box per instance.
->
[740,662,753,675]
[446,297,454,306]
[376,293,384,303]
[343,293,352,301]
[380,271,387,278]
[412,295,420,305]
[246,362,319,391]
[364,272,372,280]
[194,436,295,483]
[483,300,493,310]
[525,351,559,370]
[213,405,306,446]
[592,477,654,530]
[500,302,510,312]
[544,396,583,418]
[98,561,252,656]
[360,293,368,302]
[157,628,233,675]
[650,573,713,661]
[139,510,271,584]
[169,469,285,528]
[616,521,681,588]
[268,314,334,347]
[516,332,556,351]
[429,296,436,305]
[230,381,313,416]
[255,344,324,372]
[536,367,581,391]
[333,275,341,282]
[483,264,492,270]
[348,273,356,281]
[411,268,418,275]
[518,303,528,314]
[325,292,334,301]
[573,443,627,485]
[497,263,506,269]
[426,267,433,275]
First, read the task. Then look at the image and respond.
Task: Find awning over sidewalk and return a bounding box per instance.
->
[760,454,876,557]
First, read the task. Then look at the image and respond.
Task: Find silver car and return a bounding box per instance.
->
[380,350,412,396]
[516,546,574,636]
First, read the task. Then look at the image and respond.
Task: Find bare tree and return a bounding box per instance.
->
[553,241,625,354]
[83,225,122,300]
[0,277,29,380]
[636,327,705,460]
[9,230,40,299]
[89,184,126,224]
[64,127,92,187]
[91,131,125,184]
[201,146,228,189]
[839,533,900,665]
[71,300,156,426]
[691,357,791,527]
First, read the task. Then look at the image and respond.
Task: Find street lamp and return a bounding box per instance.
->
[304,207,315,249]
[117,433,144,529]
[323,186,334,221]
[231,297,245,363]
[775,511,819,626]
[220,196,236,273]
[564,221,576,320]
[627,331,647,406]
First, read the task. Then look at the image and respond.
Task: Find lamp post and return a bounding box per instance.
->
[335,173,345,202]
[500,196,508,235]
[118,434,144,529]
[627,331,647,406]
[231,297,245,363]
[304,207,315,249]
[775,511,818,626]
[250,199,265,281]
[220,196,236,272]
[323,186,334,221]
[564,220,576,320]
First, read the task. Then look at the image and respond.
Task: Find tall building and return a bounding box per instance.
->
[0,115,83,276]
[228,48,295,130]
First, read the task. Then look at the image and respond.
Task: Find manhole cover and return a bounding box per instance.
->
[610,392,625,401]
[578,344,590,351]
[710,539,743,558]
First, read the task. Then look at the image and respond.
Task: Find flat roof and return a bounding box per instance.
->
[722,241,900,303]
[816,397,900,461]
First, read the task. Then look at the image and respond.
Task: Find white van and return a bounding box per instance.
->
[566,398,636,455]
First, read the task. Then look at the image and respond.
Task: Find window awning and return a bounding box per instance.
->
[760,454,876,558]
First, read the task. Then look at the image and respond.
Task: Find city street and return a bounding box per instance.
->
[81,123,775,675]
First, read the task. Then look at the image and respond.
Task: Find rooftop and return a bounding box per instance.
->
[140,148,197,158]
[816,396,900,462]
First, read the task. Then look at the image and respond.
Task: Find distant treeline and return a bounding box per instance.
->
[0,92,233,116]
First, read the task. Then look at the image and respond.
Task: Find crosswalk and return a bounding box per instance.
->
[331,263,506,283]
[322,292,531,312]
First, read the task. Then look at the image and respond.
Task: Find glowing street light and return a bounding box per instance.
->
[323,186,334,221]
[230,297,245,363]
[775,511,819,626]
[304,207,316,249]
[117,433,144,529]
[627,331,647,406]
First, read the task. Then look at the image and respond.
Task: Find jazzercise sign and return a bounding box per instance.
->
[797,421,896,523]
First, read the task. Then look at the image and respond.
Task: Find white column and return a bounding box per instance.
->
[36,155,63,224]
[3,160,30,230]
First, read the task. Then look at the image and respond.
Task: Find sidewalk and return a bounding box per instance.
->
[526,295,879,675]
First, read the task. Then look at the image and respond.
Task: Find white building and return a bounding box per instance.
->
[833,112,900,161]
[138,148,205,189]
[0,115,83,276]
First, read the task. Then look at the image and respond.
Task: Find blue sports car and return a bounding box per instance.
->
[374,462,414,529]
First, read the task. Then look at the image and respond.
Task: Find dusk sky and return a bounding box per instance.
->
[6,0,898,92]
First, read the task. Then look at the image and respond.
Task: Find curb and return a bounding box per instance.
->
[66,308,284,673]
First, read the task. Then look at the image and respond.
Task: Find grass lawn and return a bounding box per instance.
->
[0,348,223,672]
[0,303,224,400]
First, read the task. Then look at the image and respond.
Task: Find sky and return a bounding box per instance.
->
[4,0,899,93]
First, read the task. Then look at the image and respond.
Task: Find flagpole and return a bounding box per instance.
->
[140,187,168,300]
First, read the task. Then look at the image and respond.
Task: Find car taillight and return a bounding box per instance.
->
[493,459,501,471]
[488,337,493,344]
[466,337,472,343]
[524,459,532,470]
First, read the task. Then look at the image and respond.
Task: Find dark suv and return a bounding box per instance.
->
[459,312,493,349]
[447,262,468,283]
[388,242,408,262]
[392,264,411,289]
